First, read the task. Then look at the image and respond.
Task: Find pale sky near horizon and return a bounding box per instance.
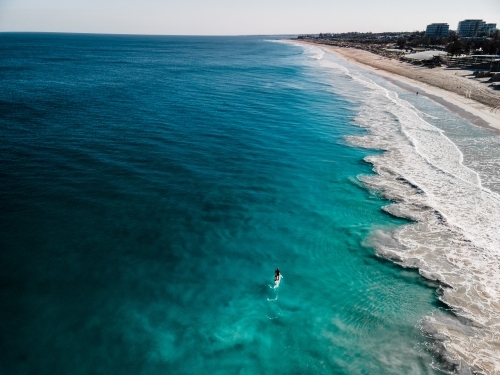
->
[1,0,499,35]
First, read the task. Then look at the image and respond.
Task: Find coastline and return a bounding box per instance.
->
[293,40,500,131]
[291,39,500,374]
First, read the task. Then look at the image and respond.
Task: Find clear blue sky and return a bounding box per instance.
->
[1,0,499,35]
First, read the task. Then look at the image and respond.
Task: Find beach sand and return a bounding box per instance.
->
[296,41,500,131]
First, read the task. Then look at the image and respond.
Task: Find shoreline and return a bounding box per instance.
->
[289,39,500,374]
[293,40,500,132]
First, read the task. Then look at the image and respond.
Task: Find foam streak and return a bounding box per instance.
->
[336,64,500,374]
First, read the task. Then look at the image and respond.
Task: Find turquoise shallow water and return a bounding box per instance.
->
[0,34,445,374]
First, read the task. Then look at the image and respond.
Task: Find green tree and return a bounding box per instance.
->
[489,31,500,55]
[446,40,462,56]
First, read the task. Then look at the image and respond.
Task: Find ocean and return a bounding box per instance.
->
[1,34,498,374]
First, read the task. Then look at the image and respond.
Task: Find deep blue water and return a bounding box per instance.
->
[1,34,444,374]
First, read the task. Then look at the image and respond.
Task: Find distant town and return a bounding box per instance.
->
[297,19,499,70]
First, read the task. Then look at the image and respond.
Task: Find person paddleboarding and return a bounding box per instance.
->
[274,268,282,287]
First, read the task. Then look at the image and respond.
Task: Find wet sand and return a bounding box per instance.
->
[296,41,500,131]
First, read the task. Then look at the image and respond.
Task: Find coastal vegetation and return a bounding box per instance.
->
[299,30,500,57]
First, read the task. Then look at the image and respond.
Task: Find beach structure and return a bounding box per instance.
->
[446,54,500,71]
[457,19,497,37]
[425,23,449,38]
[402,50,447,64]
[403,51,447,62]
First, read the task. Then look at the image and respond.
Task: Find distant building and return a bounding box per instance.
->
[484,23,497,35]
[457,19,496,37]
[425,23,450,37]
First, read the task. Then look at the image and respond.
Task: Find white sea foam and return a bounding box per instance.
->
[299,45,324,60]
[319,58,500,374]
[310,49,325,60]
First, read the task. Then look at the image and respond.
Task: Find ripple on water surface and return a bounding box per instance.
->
[0,34,448,375]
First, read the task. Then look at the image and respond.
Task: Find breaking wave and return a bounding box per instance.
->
[327,61,500,374]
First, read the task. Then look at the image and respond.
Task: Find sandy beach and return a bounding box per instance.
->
[296,41,500,131]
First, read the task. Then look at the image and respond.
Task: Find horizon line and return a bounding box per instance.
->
[0,30,427,37]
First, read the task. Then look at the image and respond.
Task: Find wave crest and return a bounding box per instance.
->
[344,67,500,374]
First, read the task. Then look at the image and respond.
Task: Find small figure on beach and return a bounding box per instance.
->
[416,91,418,95]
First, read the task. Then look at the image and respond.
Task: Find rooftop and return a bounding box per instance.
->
[403,50,447,61]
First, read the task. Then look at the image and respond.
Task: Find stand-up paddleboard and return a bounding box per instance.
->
[274,274,282,288]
